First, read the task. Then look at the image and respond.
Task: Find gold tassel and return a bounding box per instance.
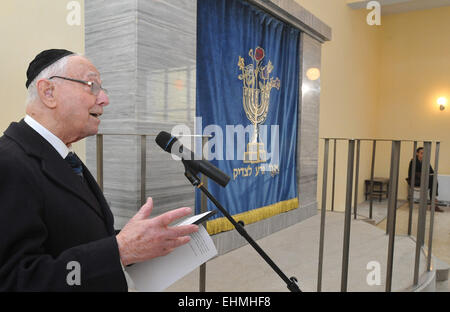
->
[206,197,299,235]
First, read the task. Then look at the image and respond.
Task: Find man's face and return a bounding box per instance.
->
[417,149,424,161]
[53,56,109,144]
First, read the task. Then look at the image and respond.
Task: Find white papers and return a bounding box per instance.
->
[176,210,217,226]
[125,215,218,292]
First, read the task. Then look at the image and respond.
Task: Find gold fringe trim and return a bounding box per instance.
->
[206,197,299,235]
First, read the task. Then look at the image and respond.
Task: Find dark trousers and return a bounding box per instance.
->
[429,177,439,200]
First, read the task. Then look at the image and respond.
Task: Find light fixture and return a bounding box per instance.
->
[437,97,447,111]
[306,67,320,81]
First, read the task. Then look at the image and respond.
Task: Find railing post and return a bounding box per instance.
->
[353,140,360,219]
[199,136,208,292]
[140,135,147,207]
[341,139,355,292]
[385,140,401,292]
[331,139,337,212]
[317,138,330,292]
[386,141,395,235]
[369,140,376,220]
[408,141,418,236]
[427,142,440,271]
[96,134,104,191]
[413,141,431,285]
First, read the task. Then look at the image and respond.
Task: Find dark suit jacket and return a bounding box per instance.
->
[407,159,434,187]
[0,120,127,291]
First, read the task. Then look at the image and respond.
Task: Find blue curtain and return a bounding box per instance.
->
[196,0,300,234]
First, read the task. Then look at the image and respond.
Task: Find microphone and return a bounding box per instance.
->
[155,131,230,187]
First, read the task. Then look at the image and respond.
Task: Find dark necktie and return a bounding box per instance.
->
[65,152,84,179]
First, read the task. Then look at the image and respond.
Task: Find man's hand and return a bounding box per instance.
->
[116,197,199,266]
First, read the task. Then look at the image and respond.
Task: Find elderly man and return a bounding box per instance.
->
[0,49,198,291]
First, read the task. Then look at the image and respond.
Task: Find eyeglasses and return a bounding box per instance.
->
[48,76,108,96]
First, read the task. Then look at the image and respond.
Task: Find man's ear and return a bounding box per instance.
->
[36,79,57,108]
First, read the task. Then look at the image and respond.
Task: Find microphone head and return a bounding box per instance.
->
[155,131,230,188]
[155,131,177,152]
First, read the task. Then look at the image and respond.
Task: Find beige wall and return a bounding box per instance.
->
[295,0,381,211]
[297,1,450,208]
[375,6,450,200]
[0,0,85,160]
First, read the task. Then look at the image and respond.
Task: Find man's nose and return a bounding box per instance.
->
[96,89,109,107]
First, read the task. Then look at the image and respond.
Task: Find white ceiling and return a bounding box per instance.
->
[347,0,450,15]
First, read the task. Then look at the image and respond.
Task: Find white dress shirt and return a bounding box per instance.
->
[24,115,71,158]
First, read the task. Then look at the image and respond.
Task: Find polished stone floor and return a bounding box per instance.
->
[376,201,450,292]
[376,201,450,265]
[165,209,432,292]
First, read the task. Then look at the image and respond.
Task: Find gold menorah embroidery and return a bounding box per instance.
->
[238,47,280,163]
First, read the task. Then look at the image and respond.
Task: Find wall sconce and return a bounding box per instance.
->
[306,67,320,81]
[437,97,447,111]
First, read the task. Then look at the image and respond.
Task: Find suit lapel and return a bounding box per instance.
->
[82,164,115,233]
[5,120,106,221]
[41,156,106,221]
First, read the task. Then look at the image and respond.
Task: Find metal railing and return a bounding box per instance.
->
[95,134,440,292]
[96,133,150,205]
[95,133,210,291]
[317,138,441,292]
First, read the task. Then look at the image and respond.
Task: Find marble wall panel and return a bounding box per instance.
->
[297,33,321,208]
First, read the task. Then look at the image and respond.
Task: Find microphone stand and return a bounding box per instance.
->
[182,160,301,292]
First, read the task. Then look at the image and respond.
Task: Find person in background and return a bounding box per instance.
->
[407,147,444,212]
